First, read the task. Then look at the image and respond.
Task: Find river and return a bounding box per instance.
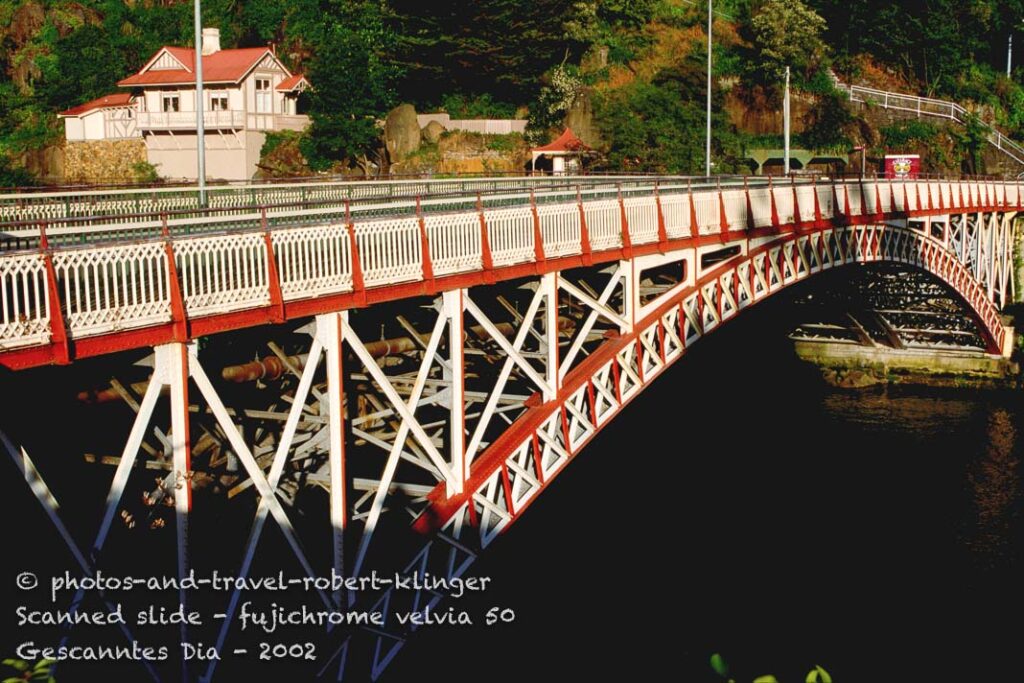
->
[387,274,1024,683]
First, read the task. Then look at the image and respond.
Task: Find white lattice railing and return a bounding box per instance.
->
[0,178,1020,356]
[0,252,49,349]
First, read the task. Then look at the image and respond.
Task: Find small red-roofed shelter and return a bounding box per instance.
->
[530,128,593,174]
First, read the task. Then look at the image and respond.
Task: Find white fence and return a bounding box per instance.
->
[417,114,527,135]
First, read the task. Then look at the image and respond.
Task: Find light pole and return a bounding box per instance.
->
[1009,32,1013,77]
[783,66,791,176]
[193,0,206,205]
[705,0,712,177]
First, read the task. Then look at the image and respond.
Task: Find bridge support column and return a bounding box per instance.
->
[443,290,467,493]
[316,312,348,601]
[159,341,193,682]
[620,259,637,334]
[541,272,560,400]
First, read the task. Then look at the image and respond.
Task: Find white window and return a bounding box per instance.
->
[209,91,229,111]
[255,78,272,113]
[161,93,179,112]
[136,96,146,112]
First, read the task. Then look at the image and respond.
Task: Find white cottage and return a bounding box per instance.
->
[60,27,309,181]
[58,93,140,141]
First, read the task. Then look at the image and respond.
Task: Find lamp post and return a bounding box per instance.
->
[193,0,206,205]
[783,66,791,176]
[1009,33,1013,77]
[705,0,712,177]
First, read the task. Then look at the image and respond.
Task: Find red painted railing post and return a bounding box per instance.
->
[577,186,593,264]
[717,177,730,241]
[769,176,781,230]
[38,221,70,364]
[477,193,496,281]
[261,208,285,323]
[161,213,188,342]
[687,179,700,239]
[831,180,842,225]
[791,176,802,227]
[811,177,824,228]
[530,190,546,264]
[345,201,367,307]
[744,176,755,231]
[654,181,669,251]
[415,196,435,287]
[617,184,633,258]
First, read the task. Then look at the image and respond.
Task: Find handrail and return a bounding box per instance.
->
[0,176,787,251]
[833,76,1024,166]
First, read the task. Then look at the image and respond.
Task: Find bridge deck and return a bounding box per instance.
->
[0,176,1018,369]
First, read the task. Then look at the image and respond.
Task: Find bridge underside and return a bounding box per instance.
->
[1,203,1016,681]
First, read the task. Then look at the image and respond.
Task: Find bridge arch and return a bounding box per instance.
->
[0,175,1018,681]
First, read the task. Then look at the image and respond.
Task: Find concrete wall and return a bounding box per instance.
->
[142,130,264,181]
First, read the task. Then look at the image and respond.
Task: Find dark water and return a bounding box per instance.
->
[387,279,1024,683]
[3,268,1023,682]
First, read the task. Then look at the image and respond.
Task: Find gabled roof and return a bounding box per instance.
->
[118,46,286,87]
[58,92,134,117]
[276,74,309,92]
[532,128,591,153]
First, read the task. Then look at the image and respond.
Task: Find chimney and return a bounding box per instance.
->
[201,27,221,56]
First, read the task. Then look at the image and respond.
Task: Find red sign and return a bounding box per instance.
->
[885,154,920,179]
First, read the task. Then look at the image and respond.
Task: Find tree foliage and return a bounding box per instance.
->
[387,0,586,105]
[593,63,746,174]
[748,0,828,84]
[303,0,400,170]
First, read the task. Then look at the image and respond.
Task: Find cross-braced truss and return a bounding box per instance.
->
[1,189,1019,682]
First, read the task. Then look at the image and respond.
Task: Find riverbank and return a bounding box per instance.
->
[793,340,1020,389]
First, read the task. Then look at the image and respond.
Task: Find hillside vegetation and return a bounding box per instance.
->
[1,0,1023,183]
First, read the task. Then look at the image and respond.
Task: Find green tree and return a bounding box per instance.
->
[387,0,586,105]
[303,0,401,171]
[748,0,828,85]
[594,64,745,173]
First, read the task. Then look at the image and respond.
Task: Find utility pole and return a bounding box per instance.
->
[783,66,791,176]
[193,0,207,205]
[705,0,713,177]
[1009,33,1014,77]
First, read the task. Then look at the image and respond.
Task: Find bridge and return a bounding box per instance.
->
[0,173,1017,681]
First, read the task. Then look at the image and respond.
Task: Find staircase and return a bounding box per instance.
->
[831,76,1024,169]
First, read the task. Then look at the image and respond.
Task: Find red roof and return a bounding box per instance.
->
[59,92,134,117]
[532,128,590,153]
[118,47,277,87]
[276,74,308,92]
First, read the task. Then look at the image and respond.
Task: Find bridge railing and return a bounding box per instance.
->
[0,175,673,226]
[0,178,1019,357]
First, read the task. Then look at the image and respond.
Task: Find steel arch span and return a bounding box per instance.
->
[0,176,1018,682]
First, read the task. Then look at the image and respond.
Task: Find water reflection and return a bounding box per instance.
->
[963,408,1020,566]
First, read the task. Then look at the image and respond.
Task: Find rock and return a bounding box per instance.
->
[384,104,421,163]
[62,140,147,184]
[564,91,602,148]
[836,369,880,389]
[421,120,446,144]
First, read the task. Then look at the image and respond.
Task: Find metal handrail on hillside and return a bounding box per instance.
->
[834,79,1024,166]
